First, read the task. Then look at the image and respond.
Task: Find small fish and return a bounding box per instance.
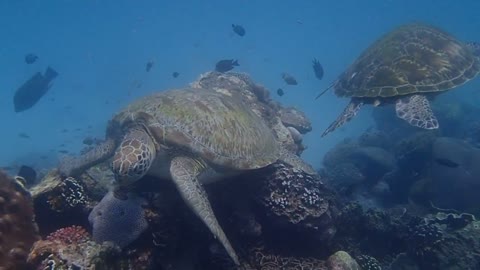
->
[18,132,30,139]
[25,53,38,64]
[14,66,59,112]
[172,72,180,78]
[146,61,154,72]
[17,165,37,185]
[58,150,69,154]
[215,59,239,73]
[434,158,460,168]
[277,88,284,96]
[282,73,298,85]
[232,24,246,37]
[312,58,324,80]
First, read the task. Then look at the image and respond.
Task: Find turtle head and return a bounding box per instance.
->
[111,126,157,187]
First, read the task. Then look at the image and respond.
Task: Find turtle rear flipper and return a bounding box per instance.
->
[322,99,363,137]
[395,94,439,129]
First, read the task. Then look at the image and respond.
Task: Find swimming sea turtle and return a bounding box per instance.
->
[59,87,315,265]
[320,23,480,137]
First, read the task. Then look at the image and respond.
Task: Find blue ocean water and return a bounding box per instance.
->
[0,0,479,171]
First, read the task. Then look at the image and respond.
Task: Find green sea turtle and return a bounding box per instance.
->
[319,23,480,137]
[58,87,315,265]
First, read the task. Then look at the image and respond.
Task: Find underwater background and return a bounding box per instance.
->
[2,1,480,269]
[1,0,479,169]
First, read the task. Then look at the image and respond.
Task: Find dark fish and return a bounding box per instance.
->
[25,53,38,64]
[232,24,246,37]
[282,73,298,85]
[312,58,324,80]
[172,72,180,78]
[146,61,154,72]
[18,132,30,139]
[215,59,239,73]
[58,150,69,154]
[17,165,37,185]
[435,158,460,168]
[13,66,59,112]
[277,88,284,96]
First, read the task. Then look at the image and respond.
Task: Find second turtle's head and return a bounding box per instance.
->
[111,128,156,187]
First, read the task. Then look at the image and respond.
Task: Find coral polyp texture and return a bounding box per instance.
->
[0,170,40,270]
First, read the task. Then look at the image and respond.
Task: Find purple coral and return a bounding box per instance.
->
[88,191,148,248]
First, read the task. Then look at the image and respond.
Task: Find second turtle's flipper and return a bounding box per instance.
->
[395,94,439,129]
[58,138,117,176]
[322,99,363,137]
[169,156,240,265]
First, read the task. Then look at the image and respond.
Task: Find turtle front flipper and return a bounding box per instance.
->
[169,156,240,265]
[58,138,117,176]
[111,126,157,186]
[395,94,439,129]
[322,99,363,137]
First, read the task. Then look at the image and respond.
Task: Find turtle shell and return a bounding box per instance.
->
[113,88,280,170]
[335,23,480,98]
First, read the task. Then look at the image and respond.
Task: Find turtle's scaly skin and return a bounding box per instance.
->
[114,88,279,170]
[335,23,480,99]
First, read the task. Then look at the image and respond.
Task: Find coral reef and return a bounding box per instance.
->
[320,134,397,208]
[428,137,480,213]
[27,225,121,269]
[30,170,91,235]
[255,161,338,233]
[357,130,392,150]
[326,251,360,270]
[0,171,40,270]
[355,255,382,270]
[30,171,89,213]
[277,106,312,134]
